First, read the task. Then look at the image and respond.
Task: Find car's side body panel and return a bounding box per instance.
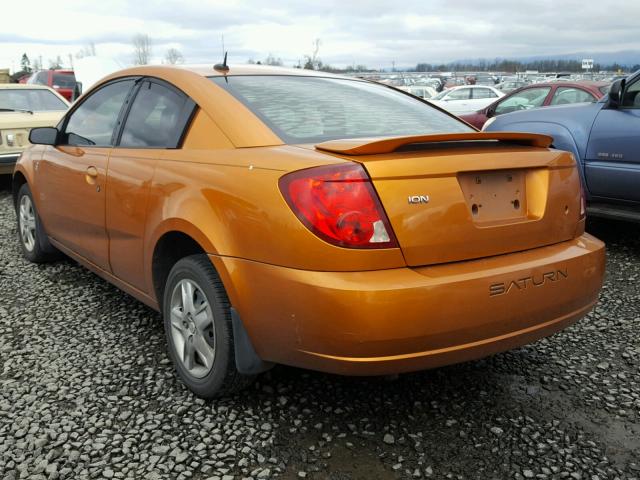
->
[105,148,158,292]
[37,144,111,269]
[585,107,640,203]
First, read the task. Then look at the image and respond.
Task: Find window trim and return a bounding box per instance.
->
[113,76,198,149]
[58,76,140,147]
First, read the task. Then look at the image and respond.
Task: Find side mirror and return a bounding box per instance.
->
[29,127,58,146]
[607,79,625,108]
[74,81,83,101]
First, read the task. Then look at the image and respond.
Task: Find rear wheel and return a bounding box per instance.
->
[163,255,255,398]
[16,183,59,263]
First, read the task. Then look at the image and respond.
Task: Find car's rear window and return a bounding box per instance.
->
[0,89,67,111]
[53,73,76,88]
[210,75,472,143]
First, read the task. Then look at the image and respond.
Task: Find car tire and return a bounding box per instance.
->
[163,254,255,399]
[16,183,60,263]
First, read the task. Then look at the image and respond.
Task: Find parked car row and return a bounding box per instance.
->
[12,64,607,398]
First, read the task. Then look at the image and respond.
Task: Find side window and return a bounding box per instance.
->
[550,87,597,105]
[119,81,191,148]
[447,88,471,100]
[64,80,134,146]
[472,88,497,99]
[494,87,551,115]
[622,80,640,108]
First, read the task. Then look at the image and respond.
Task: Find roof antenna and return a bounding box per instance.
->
[214,51,229,74]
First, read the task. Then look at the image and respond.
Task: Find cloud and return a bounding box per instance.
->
[2,0,640,71]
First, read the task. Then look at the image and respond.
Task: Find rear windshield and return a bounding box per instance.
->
[0,89,67,111]
[52,73,76,88]
[210,75,472,143]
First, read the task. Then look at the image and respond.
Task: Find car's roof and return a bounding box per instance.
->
[112,64,351,80]
[0,83,55,90]
[447,84,498,90]
[520,80,609,89]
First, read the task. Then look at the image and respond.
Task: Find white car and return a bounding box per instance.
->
[429,85,505,115]
[397,85,438,99]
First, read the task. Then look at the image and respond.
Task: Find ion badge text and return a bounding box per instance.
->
[408,195,430,204]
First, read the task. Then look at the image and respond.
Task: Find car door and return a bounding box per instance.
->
[37,78,136,269]
[107,79,196,292]
[442,88,472,113]
[469,87,499,111]
[585,78,640,202]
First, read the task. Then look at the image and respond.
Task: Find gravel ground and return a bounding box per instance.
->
[0,178,639,480]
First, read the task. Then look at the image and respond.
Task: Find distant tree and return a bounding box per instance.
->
[132,34,152,65]
[263,53,283,66]
[76,41,97,59]
[303,38,321,70]
[20,53,32,73]
[32,57,41,71]
[48,56,63,69]
[164,48,184,65]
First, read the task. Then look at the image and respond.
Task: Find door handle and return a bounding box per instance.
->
[85,166,99,186]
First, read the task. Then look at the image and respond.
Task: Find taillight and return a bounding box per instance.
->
[279,163,398,249]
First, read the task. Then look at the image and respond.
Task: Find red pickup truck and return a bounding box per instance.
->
[27,70,78,102]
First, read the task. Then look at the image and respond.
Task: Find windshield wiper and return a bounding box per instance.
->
[0,108,34,114]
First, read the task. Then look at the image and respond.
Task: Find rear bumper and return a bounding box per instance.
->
[0,153,19,174]
[212,233,605,375]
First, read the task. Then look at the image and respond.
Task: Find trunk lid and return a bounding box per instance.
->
[315,133,582,266]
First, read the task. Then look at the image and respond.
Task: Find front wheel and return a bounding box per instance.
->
[16,183,59,263]
[163,255,255,399]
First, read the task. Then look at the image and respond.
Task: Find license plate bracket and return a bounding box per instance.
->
[458,170,528,225]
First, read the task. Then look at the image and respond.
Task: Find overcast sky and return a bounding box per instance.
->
[3,0,640,72]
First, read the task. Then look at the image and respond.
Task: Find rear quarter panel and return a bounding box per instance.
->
[143,145,406,303]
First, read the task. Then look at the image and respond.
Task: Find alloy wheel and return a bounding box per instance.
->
[169,279,216,378]
[19,195,36,252]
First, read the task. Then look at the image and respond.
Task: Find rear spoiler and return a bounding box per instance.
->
[315,132,553,156]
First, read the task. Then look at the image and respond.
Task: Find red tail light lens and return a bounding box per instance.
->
[279,163,398,249]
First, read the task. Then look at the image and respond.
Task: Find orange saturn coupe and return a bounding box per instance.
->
[14,64,605,398]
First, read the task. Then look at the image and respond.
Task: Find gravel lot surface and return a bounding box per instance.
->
[0,178,639,480]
